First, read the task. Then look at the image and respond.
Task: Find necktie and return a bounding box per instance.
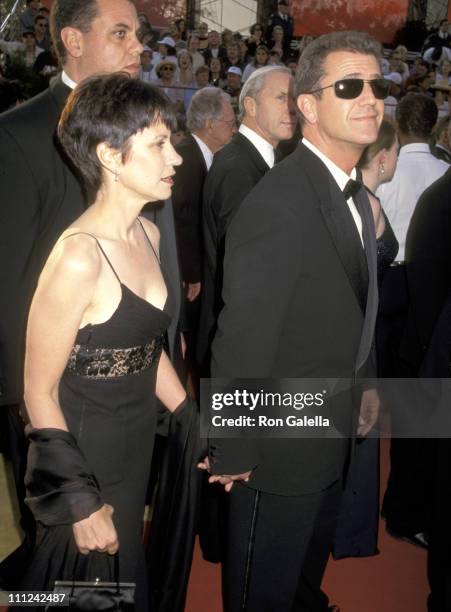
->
[343,178,362,201]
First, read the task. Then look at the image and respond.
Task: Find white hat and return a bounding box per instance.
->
[227,66,242,77]
[157,36,176,48]
[385,72,402,85]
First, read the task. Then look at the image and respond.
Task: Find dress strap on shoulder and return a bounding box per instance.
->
[137,217,161,264]
[61,232,122,284]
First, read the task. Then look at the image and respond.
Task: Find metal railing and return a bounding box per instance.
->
[1,0,26,40]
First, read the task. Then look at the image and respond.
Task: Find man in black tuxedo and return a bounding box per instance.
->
[267,0,294,49]
[197,65,296,368]
[422,17,451,53]
[172,88,237,355]
[203,31,383,611]
[0,0,181,584]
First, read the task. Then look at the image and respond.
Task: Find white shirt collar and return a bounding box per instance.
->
[302,138,363,245]
[61,70,77,90]
[192,134,214,170]
[239,123,275,168]
[302,138,356,189]
[399,142,431,155]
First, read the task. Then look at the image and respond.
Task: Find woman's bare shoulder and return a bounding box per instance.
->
[43,229,103,287]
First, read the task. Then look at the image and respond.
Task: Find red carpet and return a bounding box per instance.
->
[186,439,429,612]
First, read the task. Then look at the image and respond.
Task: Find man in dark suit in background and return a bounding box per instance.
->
[202,31,383,611]
[0,0,181,585]
[400,168,451,611]
[267,0,294,48]
[197,65,296,368]
[430,115,451,164]
[172,88,236,356]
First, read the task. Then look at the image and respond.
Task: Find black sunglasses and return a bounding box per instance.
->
[307,78,389,100]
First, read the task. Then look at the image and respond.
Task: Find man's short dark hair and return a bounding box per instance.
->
[295,30,382,99]
[22,30,36,39]
[50,0,100,63]
[58,73,176,203]
[395,92,438,139]
[34,15,47,25]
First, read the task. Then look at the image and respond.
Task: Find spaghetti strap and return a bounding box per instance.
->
[61,232,122,285]
[137,217,161,264]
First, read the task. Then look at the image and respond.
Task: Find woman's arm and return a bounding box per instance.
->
[24,235,100,428]
[156,350,187,411]
[23,234,118,555]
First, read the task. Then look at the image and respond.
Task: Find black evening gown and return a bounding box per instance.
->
[21,223,171,611]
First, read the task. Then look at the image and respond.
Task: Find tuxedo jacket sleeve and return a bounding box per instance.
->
[172,135,207,283]
[0,78,84,405]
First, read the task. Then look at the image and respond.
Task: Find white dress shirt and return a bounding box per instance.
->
[377,143,449,260]
[192,134,213,170]
[239,123,275,169]
[302,138,363,245]
[61,70,77,90]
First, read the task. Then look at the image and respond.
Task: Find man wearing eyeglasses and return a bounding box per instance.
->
[204,31,383,611]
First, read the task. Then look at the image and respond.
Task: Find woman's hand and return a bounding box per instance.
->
[72,504,119,555]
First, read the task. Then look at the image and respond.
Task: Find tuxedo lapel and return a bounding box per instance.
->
[234,133,270,174]
[298,144,369,312]
[354,189,378,372]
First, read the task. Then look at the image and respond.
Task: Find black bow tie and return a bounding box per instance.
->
[343,178,362,200]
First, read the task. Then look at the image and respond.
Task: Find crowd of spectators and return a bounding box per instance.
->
[2,2,451,130]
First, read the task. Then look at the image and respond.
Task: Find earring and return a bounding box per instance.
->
[379,162,385,175]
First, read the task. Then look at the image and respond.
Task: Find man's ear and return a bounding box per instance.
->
[297,94,317,125]
[96,142,122,177]
[60,26,84,59]
[243,95,257,118]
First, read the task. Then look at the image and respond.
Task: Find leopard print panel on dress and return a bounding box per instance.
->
[66,335,165,379]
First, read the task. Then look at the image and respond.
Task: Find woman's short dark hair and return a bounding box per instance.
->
[58,73,176,203]
[358,119,397,169]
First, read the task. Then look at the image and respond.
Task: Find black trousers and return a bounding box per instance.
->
[222,480,341,612]
[428,439,451,612]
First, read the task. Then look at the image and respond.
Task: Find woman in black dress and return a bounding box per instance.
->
[21,74,186,610]
[358,117,400,280]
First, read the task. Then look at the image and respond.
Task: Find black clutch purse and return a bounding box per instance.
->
[48,554,135,611]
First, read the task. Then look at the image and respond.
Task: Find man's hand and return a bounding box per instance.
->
[357,388,380,437]
[198,456,252,492]
[186,282,201,302]
[72,504,119,555]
